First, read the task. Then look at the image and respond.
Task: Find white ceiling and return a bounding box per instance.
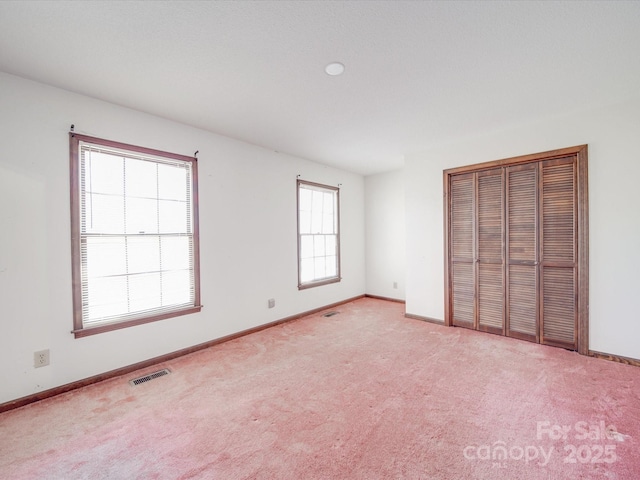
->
[1,1,639,176]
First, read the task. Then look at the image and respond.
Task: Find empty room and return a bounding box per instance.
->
[1,1,639,479]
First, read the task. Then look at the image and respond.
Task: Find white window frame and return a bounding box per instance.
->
[69,133,201,338]
[297,179,341,289]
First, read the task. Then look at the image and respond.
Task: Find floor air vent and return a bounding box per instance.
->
[129,368,171,386]
[322,311,339,317]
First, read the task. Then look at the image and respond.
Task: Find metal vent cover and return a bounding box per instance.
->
[322,311,339,317]
[129,368,171,386]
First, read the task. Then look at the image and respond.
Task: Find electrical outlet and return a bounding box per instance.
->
[34,349,50,368]
[393,281,398,289]
[268,298,275,308]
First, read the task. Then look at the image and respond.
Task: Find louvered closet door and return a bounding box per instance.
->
[477,170,505,333]
[506,164,538,342]
[445,146,586,353]
[540,157,577,349]
[450,173,475,328]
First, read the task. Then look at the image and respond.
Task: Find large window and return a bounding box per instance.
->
[297,180,340,289]
[70,133,201,338]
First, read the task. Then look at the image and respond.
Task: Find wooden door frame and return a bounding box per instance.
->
[443,145,589,355]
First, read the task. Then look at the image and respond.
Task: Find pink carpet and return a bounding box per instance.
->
[1,297,639,479]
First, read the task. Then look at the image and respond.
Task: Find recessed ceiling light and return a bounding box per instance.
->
[325,62,345,76]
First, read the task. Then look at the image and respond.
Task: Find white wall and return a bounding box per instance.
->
[0,72,365,404]
[364,170,405,300]
[405,99,640,360]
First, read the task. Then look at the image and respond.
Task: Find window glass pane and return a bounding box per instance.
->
[311,211,322,233]
[325,235,337,256]
[159,200,188,233]
[311,190,323,233]
[86,276,128,322]
[85,237,127,279]
[127,236,160,275]
[84,194,125,234]
[125,158,157,199]
[85,151,123,196]
[158,163,188,201]
[300,235,313,259]
[314,235,326,257]
[299,188,312,212]
[299,210,311,234]
[312,190,324,210]
[128,272,162,313]
[314,257,326,279]
[161,270,192,306]
[300,258,314,283]
[126,197,158,234]
[323,192,334,215]
[322,213,334,234]
[161,236,191,271]
[326,255,337,277]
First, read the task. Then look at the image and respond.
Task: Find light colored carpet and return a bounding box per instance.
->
[1,298,639,479]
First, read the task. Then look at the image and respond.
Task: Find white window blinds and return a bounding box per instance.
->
[78,141,196,327]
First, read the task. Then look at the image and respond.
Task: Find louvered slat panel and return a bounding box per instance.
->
[541,158,577,349]
[507,165,537,340]
[542,162,575,262]
[478,172,503,261]
[508,265,537,336]
[542,267,576,346]
[450,173,475,328]
[477,170,503,331]
[452,262,474,326]
[478,263,503,329]
[508,168,536,262]
[451,175,474,259]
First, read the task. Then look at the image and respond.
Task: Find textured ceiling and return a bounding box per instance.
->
[1,1,639,175]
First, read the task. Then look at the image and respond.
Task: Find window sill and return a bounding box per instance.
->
[72,305,203,338]
[298,277,341,290]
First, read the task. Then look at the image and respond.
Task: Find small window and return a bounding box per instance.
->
[297,180,340,289]
[70,133,201,337]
